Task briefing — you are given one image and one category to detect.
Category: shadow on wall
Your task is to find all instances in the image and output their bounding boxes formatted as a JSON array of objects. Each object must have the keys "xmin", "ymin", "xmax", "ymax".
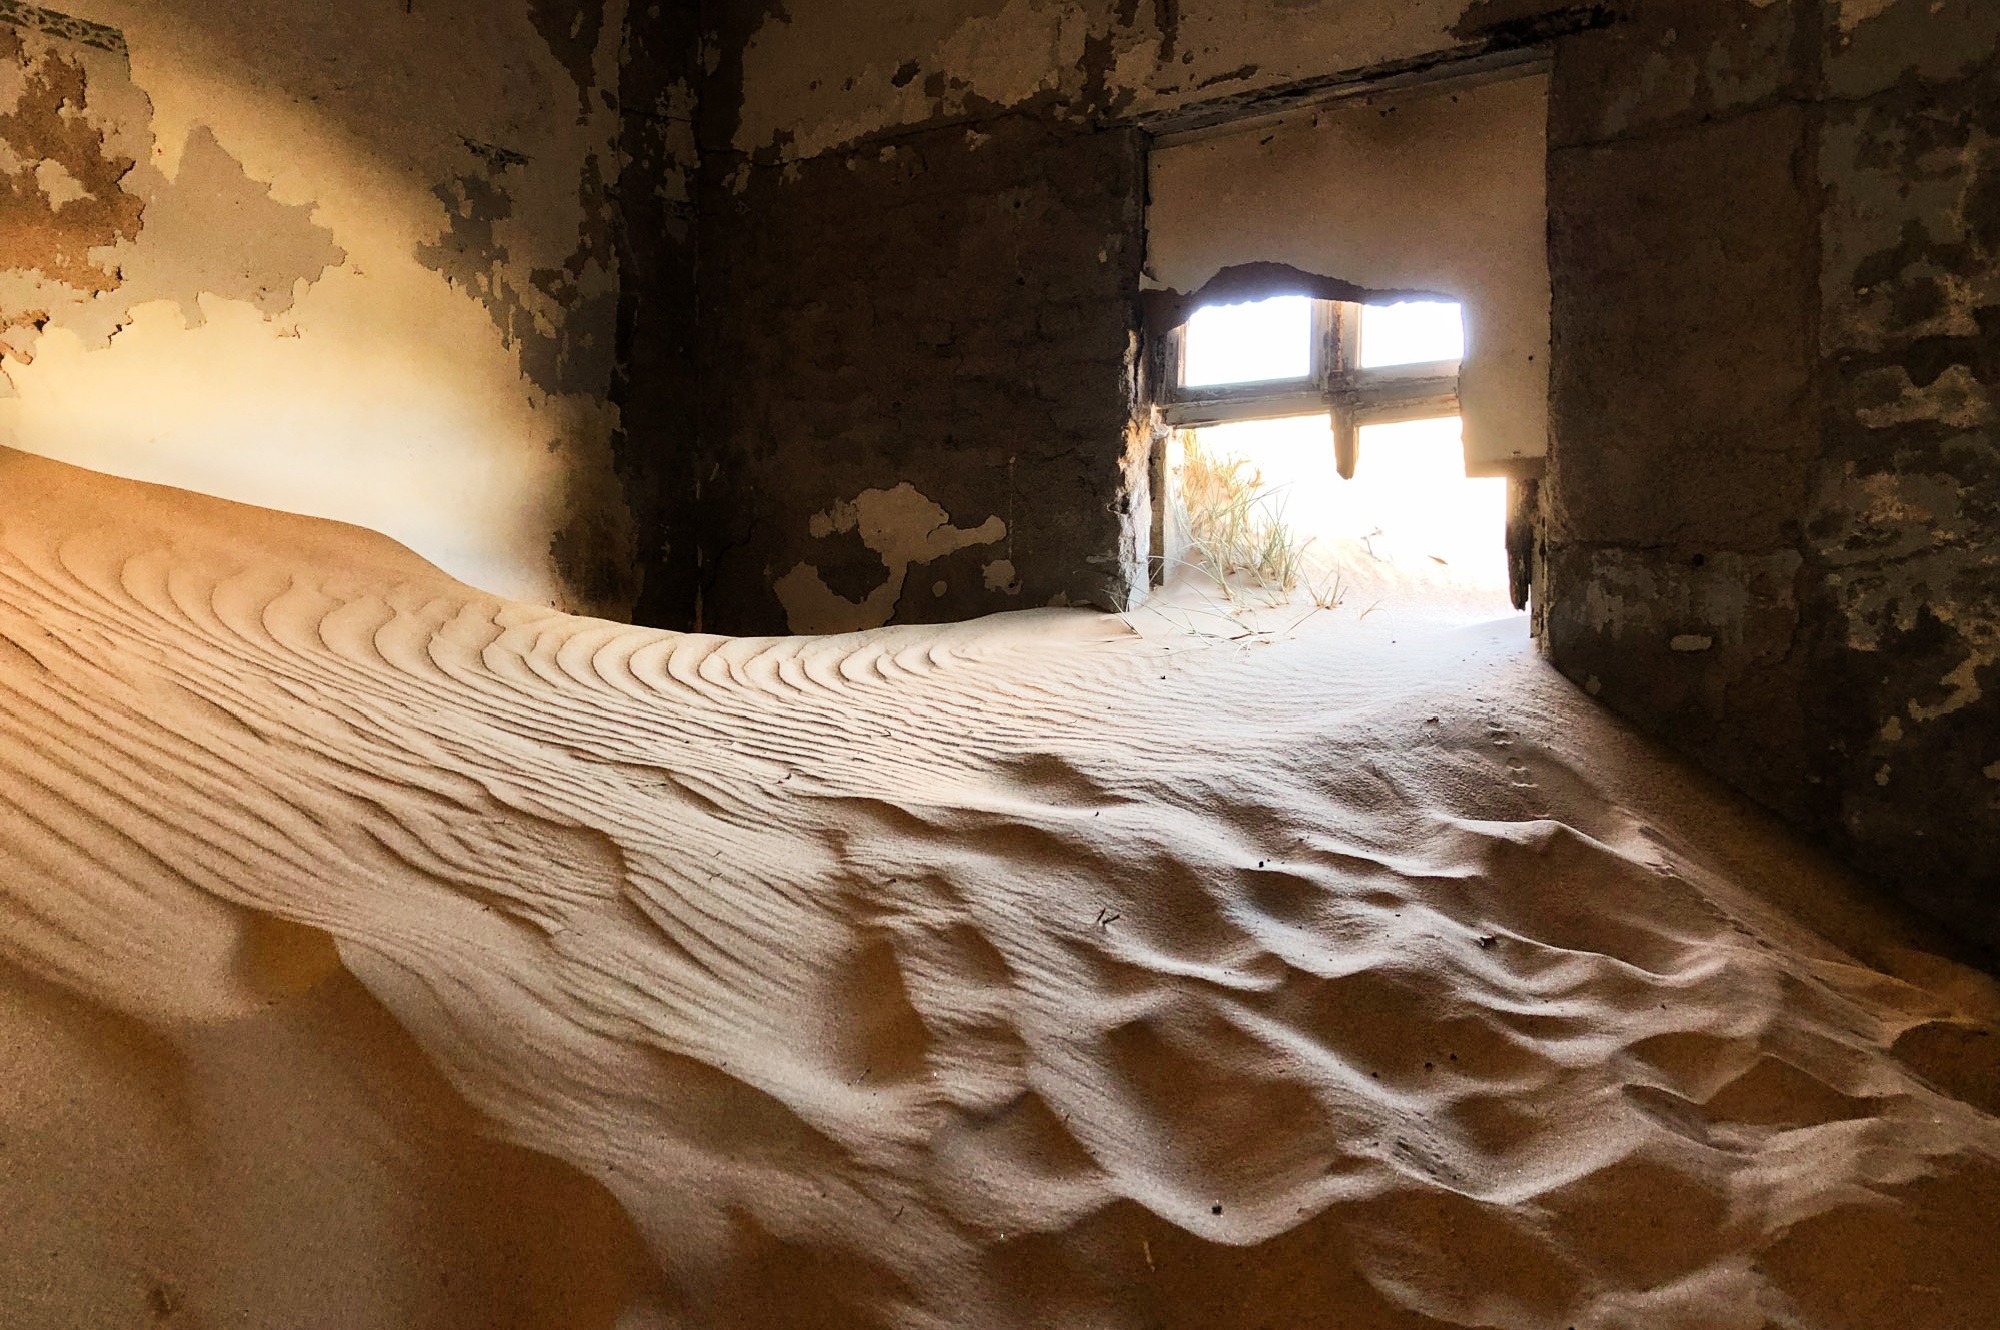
[{"xmin": 0, "ymin": 0, "xmax": 644, "ymax": 616}]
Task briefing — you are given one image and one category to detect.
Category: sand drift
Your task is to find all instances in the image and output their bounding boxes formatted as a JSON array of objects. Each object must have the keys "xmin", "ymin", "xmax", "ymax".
[{"xmin": 0, "ymin": 449, "xmax": 1996, "ymax": 1329}]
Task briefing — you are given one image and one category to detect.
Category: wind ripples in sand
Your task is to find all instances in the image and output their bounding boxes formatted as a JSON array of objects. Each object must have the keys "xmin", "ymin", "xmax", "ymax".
[{"xmin": 0, "ymin": 449, "xmax": 1996, "ymax": 1330}]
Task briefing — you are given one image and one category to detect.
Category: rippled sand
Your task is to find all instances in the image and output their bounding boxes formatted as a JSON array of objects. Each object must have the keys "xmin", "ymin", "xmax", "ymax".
[{"xmin": 2, "ymin": 447, "xmax": 1996, "ymax": 1329}]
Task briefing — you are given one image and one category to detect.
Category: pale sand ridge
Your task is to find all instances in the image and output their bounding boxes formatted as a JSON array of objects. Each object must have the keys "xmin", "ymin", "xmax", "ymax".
[{"xmin": 0, "ymin": 447, "xmax": 1996, "ymax": 1328}]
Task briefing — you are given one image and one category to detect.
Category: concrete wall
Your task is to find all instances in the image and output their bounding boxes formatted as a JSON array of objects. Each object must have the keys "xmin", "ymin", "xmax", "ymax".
[
  {"xmin": 1536, "ymin": 0, "xmax": 2000, "ymax": 950},
  {"xmin": 0, "ymin": 0, "xmax": 671, "ymax": 616}
]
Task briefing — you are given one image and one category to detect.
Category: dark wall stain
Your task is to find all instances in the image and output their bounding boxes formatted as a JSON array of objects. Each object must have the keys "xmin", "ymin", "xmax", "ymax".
[
  {"xmin": 548, "ymin": 431, "xmax": 640, "ymax": 615},
  {"xmin": 527, "ymin": 0, "xmax": 606, "ymax": 119},
  {"xmin": 1153, "ymin": 0, "xmax": 1180, "ymax": 64},
  {"xmin": 0, "ymin": 0, "xmax": 125, "ymax": 56},
  {"xmin": 0, "ymin": 25, "xmax": 144, "ymax": 305},
  {"xmin": 608, "ymin": 0, "xmax": 702, "ymax": 629}
]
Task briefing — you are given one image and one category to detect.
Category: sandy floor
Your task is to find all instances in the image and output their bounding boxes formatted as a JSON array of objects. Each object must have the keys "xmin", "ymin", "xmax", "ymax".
[{"xmin": 1, "ymin": 447, "xmax": 1996, "ymax": 1329}]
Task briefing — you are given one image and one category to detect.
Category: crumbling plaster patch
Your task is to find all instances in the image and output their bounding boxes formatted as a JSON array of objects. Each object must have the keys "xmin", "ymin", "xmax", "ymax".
[
  {"xmin": 17, "ymin": 124, "xmax": 346, "ymax": 350},
  {"xmin": 0, "ymin": 23, "xmax": 144, "ymax": 302},
  {"xmin": 774, "ymin": 484, "xmax": 1008, "ymax": 634},
  {"xmin": 1852, "ymin": 364, "xmax": 1994, "ymax": 431},
  {"xmin": 1835, "ymin": 0, "xmax": 1899, "ymax": 29}
]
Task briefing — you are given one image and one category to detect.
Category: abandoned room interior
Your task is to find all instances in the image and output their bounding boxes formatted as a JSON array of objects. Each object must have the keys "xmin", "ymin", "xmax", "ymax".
[{"xmin": 1, "ymin": 0, "xmax": 1996, "ymax": 1325}]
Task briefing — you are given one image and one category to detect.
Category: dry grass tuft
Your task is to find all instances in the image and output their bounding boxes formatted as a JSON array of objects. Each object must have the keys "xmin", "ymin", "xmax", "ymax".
[{"xmin": 1173, "ymin": 432, "xmax": 1310, "ymax": 604}]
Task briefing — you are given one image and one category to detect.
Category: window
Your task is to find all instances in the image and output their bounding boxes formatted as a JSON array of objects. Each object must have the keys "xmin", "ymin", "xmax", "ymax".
[{"xmin": 1156, "ymin": 297, "xmax": 1465, "ymax": 479}]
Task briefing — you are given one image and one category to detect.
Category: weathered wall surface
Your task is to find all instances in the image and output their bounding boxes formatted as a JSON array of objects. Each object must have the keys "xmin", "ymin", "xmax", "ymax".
[
  {"xmin": 723, "ymin": 0, "xmax": 1483, "ymax": 163},
  {"xmin": 1810, "ymin": 0, "xmax": 1999, "ymax": 943},
  {"xmin": 1536, "ymin": 0, "xmax": 2000, "ymax": 949},
  {"xmin": 697, "ymin": 113, "xmax": 1147, "ymax": 634},
  {"xmin": 685, "ymin": 0, "xmax": 1549, "ymax": 636},
  {"xmin": 0, "ymin": 0, "xmax": 658, "ymax": 615}
]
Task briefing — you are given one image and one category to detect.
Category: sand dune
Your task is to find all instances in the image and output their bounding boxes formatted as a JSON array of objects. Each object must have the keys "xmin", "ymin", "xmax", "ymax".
[{"xmin": 1, "ymin": 446, "xmax": 1996, "ymax": 1329}]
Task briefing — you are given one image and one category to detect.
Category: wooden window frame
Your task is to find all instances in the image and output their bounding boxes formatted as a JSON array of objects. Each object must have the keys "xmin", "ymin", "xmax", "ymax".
[{"xmin": 1154, "ymin": 298, "xmax": 1461, "ymax": 478}]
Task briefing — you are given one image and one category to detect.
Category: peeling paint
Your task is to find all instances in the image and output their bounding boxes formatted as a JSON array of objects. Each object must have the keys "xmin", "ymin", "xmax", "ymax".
[
  {"xmin": 0, "ymin": 26, "xmax": 343, "ymax": 350},
  {"xmin": 982, "ymin": 558, "xmax": 1021, "ymax": 594},
  {"xmin": 1835, "ymin": 0, "xmax": 1899, "ymax": 30},
  {"xmin": 0, "ymin": 23, "xmax": 142, "ymax": 300},
  {"xmin": 725, "ymin": 0, "xmax": 1467, "ymax": 163},
  {"xmin": 1853, "ymin": 363, "xmax": 1995, "ymax": 431},
  {"xmin": 417, "ymin": 143, "xmax": 618, "ymax": 399},
  {"xmin": 1905, "ymin": 651, "xmax": 1991, "ymax": 723},
  {"xmin": 62, "ymin": 127, "xmax": 342, "ymax": 347},
  {"xmin": 775, "ymin": 484, "xmax": 1007, "ymax": 634}
]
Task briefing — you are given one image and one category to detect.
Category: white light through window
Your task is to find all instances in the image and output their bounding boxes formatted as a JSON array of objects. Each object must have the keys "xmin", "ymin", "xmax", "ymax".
[
  {"xmin": 1182, "ymin": 295, "xmax": 1313, "ymax": 388},
  {"xmin": 1186, "ymin": 414, "xmax": 1508, "ymax": 595},
  {"xmin": 1361, "ymin": 301, "xmax": 1465, "ymax": 368}
]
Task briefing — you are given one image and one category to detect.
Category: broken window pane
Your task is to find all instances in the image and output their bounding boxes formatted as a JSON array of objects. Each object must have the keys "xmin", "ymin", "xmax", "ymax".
[
  {"xmin": 1361, "ymin": 301, "xmax": 1465, "ymax": 368},
  {"xmin": 1182, "ymin": 295, "xmax": 1313, "ymax": 388}
]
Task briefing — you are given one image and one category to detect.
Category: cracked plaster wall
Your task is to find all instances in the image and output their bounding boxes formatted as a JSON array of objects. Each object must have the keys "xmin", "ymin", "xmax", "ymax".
[
  {"xmin": 1534, "ymin": 0, "xmax": 2000, "ymax": 951},
  {"xmin": 0, "ymin": 0, "xmax": 656, "ymax": 616}
]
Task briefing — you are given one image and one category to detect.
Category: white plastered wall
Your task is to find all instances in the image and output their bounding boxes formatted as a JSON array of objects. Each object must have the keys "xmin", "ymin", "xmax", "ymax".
[
  {"xmin": 1144, "ymin": 72, "xmax": 1552, "ymax": 476},
  {"xmin": 0, "ymin": 1, "xmax": 632, "ymax": 609}
]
